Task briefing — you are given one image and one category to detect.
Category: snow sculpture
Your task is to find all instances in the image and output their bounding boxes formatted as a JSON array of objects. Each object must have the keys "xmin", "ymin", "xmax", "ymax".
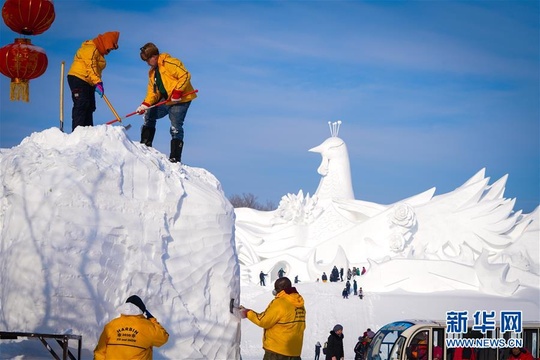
[
  {"xmin": 0, "ymin": 126, "xmax": 240, "ymax": 359},
  {"xmin": 235, "ymin": 122, "xmax": 539, "ymax": 296},
  {"xmin": 309, "ymin": 120, "xmax": 355, "ymax": 201}
]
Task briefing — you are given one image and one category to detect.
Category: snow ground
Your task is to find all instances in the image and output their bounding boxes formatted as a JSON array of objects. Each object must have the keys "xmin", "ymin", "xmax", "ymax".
[{"xmin": 239, "ymin": 280, "xmax": 539, "ymax": 360}]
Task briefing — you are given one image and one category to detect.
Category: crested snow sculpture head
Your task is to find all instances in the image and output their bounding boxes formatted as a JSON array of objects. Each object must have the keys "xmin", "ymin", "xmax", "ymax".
[{"xmin": 309, "ymin": 121, "xmax": 354, "ymax": 201}]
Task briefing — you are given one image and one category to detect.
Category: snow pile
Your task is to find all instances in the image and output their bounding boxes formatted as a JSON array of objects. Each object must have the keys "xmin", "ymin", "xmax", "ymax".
[{"xmin": 0, "ymin": 126, "xmax": 240, "ymax": 359}]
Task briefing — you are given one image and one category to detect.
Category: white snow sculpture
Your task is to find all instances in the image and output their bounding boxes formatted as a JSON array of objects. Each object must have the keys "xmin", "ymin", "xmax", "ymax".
[
  {"xmin": 309, "ymin": 121, "xmax": 355, "ymax": 201},
  {"xmin": 0, "ymin": 126, "xmax": 240, "ymax": 359},
  {"xmin": 235, "ymin": 122, "xmax": 539, "ymax": 295}
]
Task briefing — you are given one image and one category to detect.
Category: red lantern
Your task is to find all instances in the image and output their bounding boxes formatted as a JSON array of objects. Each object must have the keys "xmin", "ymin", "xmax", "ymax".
[
  {"xmin": 0, "ymin": 38, "xmax": 48, "ymax": 102},
  {"xmin": 2, "ymin": 0, "xmax": 55, "ymax": 36}
]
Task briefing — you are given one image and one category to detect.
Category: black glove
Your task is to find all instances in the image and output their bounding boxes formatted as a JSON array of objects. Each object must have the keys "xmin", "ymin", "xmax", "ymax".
[
  {"xmin": 126, "ymin": 295, "xmax": 146, "ymax": 313},
  {"xmin": 145, "ymin": 310, "xmax": 154, "ymax": 319}
]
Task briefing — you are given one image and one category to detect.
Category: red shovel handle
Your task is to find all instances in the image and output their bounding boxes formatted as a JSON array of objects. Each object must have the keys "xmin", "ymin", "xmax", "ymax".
[{"xmin": 105, "ymin": 89, "xmax": 198, "ymax": 125}]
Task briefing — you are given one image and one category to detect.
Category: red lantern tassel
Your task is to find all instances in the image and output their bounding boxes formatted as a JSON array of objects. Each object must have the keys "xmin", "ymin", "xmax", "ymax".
[{"xmin": 10, "ymin": 78, "xmax": 29, "ymax": 102}]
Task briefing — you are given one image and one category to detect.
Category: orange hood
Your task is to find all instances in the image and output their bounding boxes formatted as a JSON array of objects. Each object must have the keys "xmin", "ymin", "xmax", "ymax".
[{"xmin": 93, "ymin": 31, "xmax": 119, "ymax": 56}]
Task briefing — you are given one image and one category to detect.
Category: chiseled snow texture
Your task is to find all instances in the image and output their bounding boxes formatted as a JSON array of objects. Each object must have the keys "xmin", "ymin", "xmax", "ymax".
[
  {"xmin": 0, "ymin": 126, "xmax": 240, "ymax": 359},
  {"xmin": 235, "ymin": 125, "xmax": 539, "ymax": 296}
]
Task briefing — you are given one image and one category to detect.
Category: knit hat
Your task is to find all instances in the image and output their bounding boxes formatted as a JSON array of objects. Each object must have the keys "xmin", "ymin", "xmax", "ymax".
[
  {"xmin": 93, "ymin": 31, "xmax": 120, "ymax": 56},
  {"xmin": 333, "ymin": 324, "xmax": 343, "ymax": 332}
]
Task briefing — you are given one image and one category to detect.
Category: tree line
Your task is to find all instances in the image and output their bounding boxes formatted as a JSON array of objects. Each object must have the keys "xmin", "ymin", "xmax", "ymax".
[{"xmin": 228, "ymin": 193, "xmax": 276, "ymax": 211}]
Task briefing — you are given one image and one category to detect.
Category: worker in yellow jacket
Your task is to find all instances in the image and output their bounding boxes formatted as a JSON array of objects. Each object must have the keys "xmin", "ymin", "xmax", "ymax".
[
  {"xmin": 240, "ymin": 277, "xmax": 306, "ymax": 359},
  {"xmin": 136, "ymin": 42, "xmax": 197, "ymax": 163},
  {"xmin": 67, "ymin": 31, "xmax": 119, "ymax": 131},
  {"xmin": 94, "ymin": 295, "xmax": 169, "ymax": 360}
]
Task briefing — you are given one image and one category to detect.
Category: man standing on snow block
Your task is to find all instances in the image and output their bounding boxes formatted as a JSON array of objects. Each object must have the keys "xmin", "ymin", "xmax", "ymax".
[
  {"xmin": 94, "ymin": 295, "xmax": 169, "ymax": 360},
  {"xmin": 68, "ymin": 31, "xmax": 120, "ymax": 131},
  {"xmin": 136, "ymin": 42, "xmax": 197, "ymax": 163},
  {"xmin": 260, "ymin": 270, "xmax": 268, "ymax": 286},
  {"xmin": 239, "ymin": 277, "xmax": 306, "ymax": 360}
]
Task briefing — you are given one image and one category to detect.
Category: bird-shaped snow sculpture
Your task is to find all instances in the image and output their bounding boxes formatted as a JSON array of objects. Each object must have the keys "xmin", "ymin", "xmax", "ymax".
[{"xmin": 234, "ymin": 122, "xmax": 539, "ymax": 295}]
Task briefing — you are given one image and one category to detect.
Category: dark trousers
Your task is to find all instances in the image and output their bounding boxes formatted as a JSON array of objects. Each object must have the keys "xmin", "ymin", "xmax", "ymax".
[
  {"xmin": 263, "ymin": 350, "xmax": 301, "ymax": 360},
  {"xmin": 68, "ymin": 75, "xmax": 96, "ymax": 131}
]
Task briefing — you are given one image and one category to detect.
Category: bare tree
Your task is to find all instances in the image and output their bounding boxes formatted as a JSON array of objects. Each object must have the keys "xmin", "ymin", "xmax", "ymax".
[{"xmin": 228, "ymin": 193, "xmax": 276, "ymax": 210}]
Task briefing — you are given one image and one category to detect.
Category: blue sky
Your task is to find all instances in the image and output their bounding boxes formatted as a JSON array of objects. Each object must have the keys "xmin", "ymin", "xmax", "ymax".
[{"xmin": 1, "ymin": 0, "xmax": 538, "ymax": 212}]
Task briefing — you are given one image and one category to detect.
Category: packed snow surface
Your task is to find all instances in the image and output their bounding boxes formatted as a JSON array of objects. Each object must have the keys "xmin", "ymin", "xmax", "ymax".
[{"xmin": 0, "ymin": 126, "xmax": 239, "ymax": 359}]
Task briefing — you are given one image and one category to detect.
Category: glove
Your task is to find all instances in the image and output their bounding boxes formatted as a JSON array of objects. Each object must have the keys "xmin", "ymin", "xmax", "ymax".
[
  {"xmin": 239, "ymin": 305, "xmax": 250, "ymax": 319},
  {"xmin": 95, "ymin": 82, "xmax": 104, "ymax": 98},
  {"xmin": 126, "ymin": 295, "xmax": 146, "ymax": 312},
  {"xmin": 144, "ymin": 310, "xmax": 154, "ymax": 319},
  {"xmin": 170, "ymin": 90, "xmax": 183, "ymax": 102},
  {"xmin": 136, "ymin": 102, "xmax": 150, "ymax": 114}
]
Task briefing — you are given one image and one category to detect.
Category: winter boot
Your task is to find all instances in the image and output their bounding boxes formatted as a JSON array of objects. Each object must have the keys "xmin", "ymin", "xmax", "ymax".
[
  {"xmin": 169, "ymin": 139, "xmax": 184, "ymax": 163},
  {"xmin": 140, "ymin": 126, "xmax": 156, "ymax": 147}
]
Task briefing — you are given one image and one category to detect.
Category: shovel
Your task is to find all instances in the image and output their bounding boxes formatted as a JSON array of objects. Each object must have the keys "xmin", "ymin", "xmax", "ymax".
[
  {"xmin": 102, "ymin": 94, "xmax": 132, "ymax": 130},
  {"xmin": 105, "ymin": 89, "xmax": 199, "ymax": 126}
]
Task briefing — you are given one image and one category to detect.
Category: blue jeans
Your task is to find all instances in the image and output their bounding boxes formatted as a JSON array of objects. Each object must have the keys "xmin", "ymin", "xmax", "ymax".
[{"xmin": 143, "ymin": 101, "xmax": 191, "ymax": 141}]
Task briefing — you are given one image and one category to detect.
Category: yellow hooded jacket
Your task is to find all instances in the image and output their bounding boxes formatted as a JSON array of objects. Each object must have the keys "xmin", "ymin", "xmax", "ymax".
[
  {"xmin": 246, "ymin": 288, "xmax": 306, "ymax": 357},
  {"xmin": 68, "ymin": 31, "xmax": 120, "ymax": 86},
  {"xmin": 142, "ymin": 53, "xmax": 197, "ymax": 106},
  {"xmin": 93, "ymin": 314, "xmax": 169, "ymax": 360}
]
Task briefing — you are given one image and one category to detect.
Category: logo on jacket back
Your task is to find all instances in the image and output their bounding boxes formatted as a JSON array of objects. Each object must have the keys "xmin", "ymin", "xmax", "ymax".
[{"xmin": 116, "ymin": 327, "xmax": 139, "ymax": 343}]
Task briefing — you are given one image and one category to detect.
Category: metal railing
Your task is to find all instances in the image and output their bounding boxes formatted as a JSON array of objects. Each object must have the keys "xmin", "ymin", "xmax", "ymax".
[{"xmin": 0, "ymin": 331, "xmax": 82, "ymax": 360}]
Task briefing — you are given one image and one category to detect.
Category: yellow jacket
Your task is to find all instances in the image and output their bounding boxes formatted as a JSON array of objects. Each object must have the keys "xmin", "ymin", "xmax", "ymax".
[
  {"xmin": 68, "ymin": 32, "xmax": 119, "ymax": 86},
  {"xmin": 143, "ymin": 53, "xmax": 197, "ymax": 106},
  {"xmin": 246, "ymin": 288, "xmax": 306, "ymax": 356},
  {"xmin": 93, "ymin": 314, "xmax": 169, "ymax": 360}
]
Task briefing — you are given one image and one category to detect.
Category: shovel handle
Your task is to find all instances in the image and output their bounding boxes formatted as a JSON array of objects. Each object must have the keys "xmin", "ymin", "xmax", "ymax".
[
  {"xmin": 105, "ymin": 89, "xmax": 198, "ymax": 125},
  {"xmin": 103, "ymin": 94, "xmax": 122, "ymax": 122}
]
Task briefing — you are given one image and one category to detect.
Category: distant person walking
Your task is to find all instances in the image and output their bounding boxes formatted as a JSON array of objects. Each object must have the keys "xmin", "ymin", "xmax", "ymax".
[
  {"xmin": 331, "ymin": 266, "xmax": 339, "ymax": 282},
  {"xmin": 68, "ymin": 31, "xmax": 120, "ymax": 131},
  {"xmin": 278, "ymin": 267, "xmax": 286, "ymax": 278},
  {"xmin": 325, "ymin": 324, "xmax": 345, "ymax": 360},
  {"xmin": 239, "ymin": 277, "xmax": 306, "ymax": 359},
  {"xmin": 136, "ymin": 42, "xmax": 197, "ymax": 163},
  {"xmin": 94, "ymin": 295, "xmax": 169, "ymax": 360},
  {"xmin": 315, "ymin": 341, "xmax": 322, "ymax": 360},
  {"xmin": 259, "ymin": 271, "xmax": 268, "ymax": 286}
]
